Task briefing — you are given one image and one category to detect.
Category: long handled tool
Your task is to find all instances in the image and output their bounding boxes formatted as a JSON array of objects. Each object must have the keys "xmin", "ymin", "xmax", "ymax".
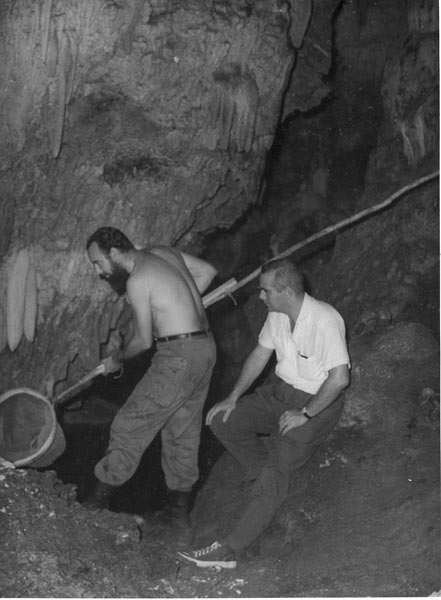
[
  {"xmin": 53, "ymin": 363, "xmax": 106, "ymax": 406},
  {"xmin": 202, "ymin": 171, "xmax": 439, "ymax": 308}
]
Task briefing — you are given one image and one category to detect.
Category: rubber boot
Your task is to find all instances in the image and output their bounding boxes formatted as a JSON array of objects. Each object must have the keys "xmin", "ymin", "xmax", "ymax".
[
  {"xmin": 82, "ymin": 480, "xmax": 117, "ymax": 511},
  {"xmin": 157, "ymin": 490, "xmax": 192, "ymax": 530}
]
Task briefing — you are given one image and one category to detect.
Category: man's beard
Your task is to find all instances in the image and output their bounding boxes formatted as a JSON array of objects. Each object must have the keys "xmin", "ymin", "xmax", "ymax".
[{"xmin": 100, "ymin": 263, "xmax": 130, "ymax": 296}]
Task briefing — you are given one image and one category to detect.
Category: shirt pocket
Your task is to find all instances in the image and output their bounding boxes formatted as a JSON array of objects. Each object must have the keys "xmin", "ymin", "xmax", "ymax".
[{"xmin": 297, "ymin": 352, "xmax": 323, "ymax": 381}]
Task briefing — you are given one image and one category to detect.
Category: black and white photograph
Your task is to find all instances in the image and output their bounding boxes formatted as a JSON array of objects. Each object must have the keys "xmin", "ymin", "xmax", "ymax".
[{"xmin": 0, "ymin": 0, "xmax": 439, "ymax": 597}]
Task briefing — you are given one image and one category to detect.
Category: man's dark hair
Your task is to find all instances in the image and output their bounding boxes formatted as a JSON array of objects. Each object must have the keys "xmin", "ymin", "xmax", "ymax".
[
  {"xmin": 86, "ymin": 227, "xmax": 134, "ymax": 254},
  {"xmin": 261, "ymin": 257, "xmax": 304, "ymax": 294}
]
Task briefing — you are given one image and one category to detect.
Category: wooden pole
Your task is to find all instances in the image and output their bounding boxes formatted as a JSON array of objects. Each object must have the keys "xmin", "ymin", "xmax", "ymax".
[{"xmin": 202, "ymin": 170, "xmax": 439, "ymax": 308}]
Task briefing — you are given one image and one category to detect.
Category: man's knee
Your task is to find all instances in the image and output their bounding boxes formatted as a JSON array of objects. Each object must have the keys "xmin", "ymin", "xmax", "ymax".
[{"xmin": 276, "ymin": 426, "xmax": 329, "ymax": 473}]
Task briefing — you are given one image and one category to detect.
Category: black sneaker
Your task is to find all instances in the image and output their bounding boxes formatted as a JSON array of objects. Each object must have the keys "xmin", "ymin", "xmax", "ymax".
[{"xmin": 177, "ymin": 541, "xmax": 237, "ymax": 569}]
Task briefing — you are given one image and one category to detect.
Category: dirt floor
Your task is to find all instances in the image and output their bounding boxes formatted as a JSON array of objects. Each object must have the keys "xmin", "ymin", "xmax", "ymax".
[{"xmin": 0, "ymin": 322, "xmax": 440, "ymax": 598}]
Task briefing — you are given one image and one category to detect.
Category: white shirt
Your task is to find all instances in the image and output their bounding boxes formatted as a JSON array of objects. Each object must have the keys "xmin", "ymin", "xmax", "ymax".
[{"xmin": 258, "ymin": 293, "xmax": 350, "ymax": 394}]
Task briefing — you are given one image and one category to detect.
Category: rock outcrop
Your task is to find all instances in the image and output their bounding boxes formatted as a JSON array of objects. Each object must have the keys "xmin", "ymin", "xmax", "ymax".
[{"xmin": 0, "ymin": 0, "xmax": 299, "ymax": 392}]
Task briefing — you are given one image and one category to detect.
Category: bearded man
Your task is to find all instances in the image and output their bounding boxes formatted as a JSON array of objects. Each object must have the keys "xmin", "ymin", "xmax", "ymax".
[{"xmin": 83, "ymin": 227, "xmax": 217, "ymax": 529}]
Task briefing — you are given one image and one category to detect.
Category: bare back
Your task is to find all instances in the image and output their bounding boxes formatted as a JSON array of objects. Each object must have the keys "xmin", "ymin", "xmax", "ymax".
[{"xmin": 130, "ymin": 246, "xmax": 209, "ymax": 338}]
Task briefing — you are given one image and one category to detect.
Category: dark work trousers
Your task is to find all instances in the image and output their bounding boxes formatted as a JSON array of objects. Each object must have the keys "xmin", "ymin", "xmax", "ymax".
[
  {"xmin": 210, "ymin": 377, "xmax": 344, "ymax": 551},
  {"xmin": 95, "ymin": 334, "xmax": 216, "ymax": 491}
]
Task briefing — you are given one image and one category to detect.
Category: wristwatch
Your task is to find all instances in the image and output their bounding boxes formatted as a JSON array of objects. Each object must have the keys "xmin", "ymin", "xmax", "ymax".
[{"xmin": 301, "ymin": 407, "xmax": 313, "ymax": 419}]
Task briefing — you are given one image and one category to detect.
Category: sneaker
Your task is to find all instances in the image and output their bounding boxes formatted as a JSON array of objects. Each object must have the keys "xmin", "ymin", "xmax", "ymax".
[{"xmin": 177, "ymin": 541, "xmax": 237, "ymax": 569}]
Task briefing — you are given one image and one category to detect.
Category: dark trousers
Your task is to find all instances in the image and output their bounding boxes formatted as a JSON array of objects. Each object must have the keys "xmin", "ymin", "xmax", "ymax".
[
  {"xmin": 210, "ymin": 378, "xmax": 343, "ymax": 551},
  {"xmin": 96, "ymin": 335, "xmax": 216, "ymax": 491}
]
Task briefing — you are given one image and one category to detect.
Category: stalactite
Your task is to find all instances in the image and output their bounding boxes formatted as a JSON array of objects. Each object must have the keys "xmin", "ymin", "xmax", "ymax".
[
  {"xmin": 414, "ymin": 105, "xmax": 426, "ymax": 159},
  {"xmin": 51, "ymin": 37, "xmax": 68, "ymax": 159},
  {"xmin": 23, "ymin": 262, "xmax": 38, "ymax": 343},
  {"xmin": 6, "ymin": 249, "xmax": 30, "ymax": 352},
  {"xmin": 398, "ymin": 121, "xmax": 415, "ymax": 165},
  {"xmin": 397, "ymin": 104, "xmax": 428, "ymax": 167},
  {"xmin": 30, "ymin": 2, "xmax": 40, "ymax": 62},
  {"xmin": 65, "ymin": 31, "xmax": 79, "ymax": 105},
  {"xmin": 119, "ymin": 0, "xmax": 148, "ymax": 55},
  {"xmin": 209, "ymin": 64, "xmax": 260, "ymax": 153},
  {"xmin": 288, "ymin": 0, "xmax": 312, "ymax": 48},
  {"xmin": 0, "ymin": 286, "xmax": 7, "ymax": 354},
  {"xmin": 45, "ymin": 24, "xmax": 59, "ymax": 78},
  {"xmin": 44, "ymin": 17, "xmax": 71, "ymax": 159},
  {"xmin": 41, "ymin": 0, "xmax": 53, "ymax": 64}
]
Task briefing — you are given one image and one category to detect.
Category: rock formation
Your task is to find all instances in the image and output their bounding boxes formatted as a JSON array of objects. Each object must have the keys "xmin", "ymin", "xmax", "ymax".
[
  {"xmin": 0, "ymin": 1, "xmax": 439, "ymax": 596},
  {"xmin": 0, "ymin": 0, "xmax": 302, "ymax": 393}
]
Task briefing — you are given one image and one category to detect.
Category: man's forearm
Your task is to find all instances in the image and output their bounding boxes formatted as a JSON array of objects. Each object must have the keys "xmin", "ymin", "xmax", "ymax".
[
  {"xmin": 195, "ymin": 264, "xmax": 217, "ymax": 294},
  {"xmin": 230, "ymin": 345, "xmax": 272, "ymax": 400},
  {"xmin": 303, "ymin": 365, "xmax": 350, "ymax": 417},
  {"xmin": 180, "ymin": 251, "xmax": 218, "ymax": 294}
]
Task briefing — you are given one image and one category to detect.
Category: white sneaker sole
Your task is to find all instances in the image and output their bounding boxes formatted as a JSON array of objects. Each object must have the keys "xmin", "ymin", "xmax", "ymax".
[{"xmin": 177, "ymin": 551, "xmax": 237, "ymax": 569}]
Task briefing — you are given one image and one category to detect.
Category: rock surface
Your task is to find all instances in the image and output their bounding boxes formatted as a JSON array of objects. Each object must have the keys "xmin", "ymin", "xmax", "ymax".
[{"xmin": 0, "ymin": 0, "xmax": 296, "ymax": 391}]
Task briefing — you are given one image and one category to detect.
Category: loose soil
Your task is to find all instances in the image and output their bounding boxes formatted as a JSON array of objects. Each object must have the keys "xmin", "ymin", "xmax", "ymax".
[{"xmin": 1, "ymin": 323, "xmax": 439, "ymax": 597}]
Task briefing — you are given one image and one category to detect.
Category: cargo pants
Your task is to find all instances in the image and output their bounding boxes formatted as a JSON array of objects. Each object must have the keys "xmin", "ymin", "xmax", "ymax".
[
  {"xmin": 95, "ymin": 334, "xmax": 216, "ymax": 491},
  {"xmin": 210, "ymin": 377, "xmax": 343, "ymax": 551}
]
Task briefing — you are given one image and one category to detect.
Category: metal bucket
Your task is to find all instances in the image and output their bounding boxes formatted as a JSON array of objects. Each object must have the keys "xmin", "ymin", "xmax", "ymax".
[
  {"xmin": 0, "ymin": 388, "xmax": 65, "ymax": 467},
  {"xmin": 0, "ymin": 364, "xmax": 105, "ymax": 468}
]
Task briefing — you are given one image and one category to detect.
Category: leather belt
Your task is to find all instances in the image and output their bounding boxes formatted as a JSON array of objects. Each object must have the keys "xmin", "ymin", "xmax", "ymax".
[{"xmin": 155, "ymin": 329, "xmax": 211, "ymax": 343}]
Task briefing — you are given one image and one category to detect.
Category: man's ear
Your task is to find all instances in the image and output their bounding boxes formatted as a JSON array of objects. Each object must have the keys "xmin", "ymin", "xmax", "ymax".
[{"xmin": 109, "ymin": 247, "xmax": 119, "ymax": 260}]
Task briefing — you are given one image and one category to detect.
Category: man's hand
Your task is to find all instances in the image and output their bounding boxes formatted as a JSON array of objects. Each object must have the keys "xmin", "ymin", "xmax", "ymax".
[
  {"xmin": 206, "ymin": 396, "xmax": 238, "ymax": 425},
  {"xmin": 279, "ymin": 409, "xmax": 309, "ymax": 435},
  {"xmin": 100, "ymin": 354, "xmax": 123, "ymax": 375}
]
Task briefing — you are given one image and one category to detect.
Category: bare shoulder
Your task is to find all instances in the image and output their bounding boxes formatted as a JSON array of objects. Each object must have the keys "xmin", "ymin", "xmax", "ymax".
[
  {"xmin": 149, "ymin": 245, "xmax": 184, "ymax": 264},
  {"xmin": 128, "ymin": 251, "xmax": 159, "ymax": 287},
  {"xmin": 130, "ymin": 248, "xmax": 183, "ymax": 284}
]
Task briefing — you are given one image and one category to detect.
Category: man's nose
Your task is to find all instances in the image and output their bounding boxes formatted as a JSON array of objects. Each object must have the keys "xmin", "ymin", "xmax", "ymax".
[{"xmin": 258, "ymin": 290, "xmax": 265, "ymax": 301}]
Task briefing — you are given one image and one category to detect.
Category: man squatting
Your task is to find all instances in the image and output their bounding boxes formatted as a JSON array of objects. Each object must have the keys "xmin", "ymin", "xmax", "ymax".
[
  {"xmin": 83, "ymin": 227, "xmax": 217, "ymax": 527},
  {"xmin": 178, "ymin": 257, "xmax": 350, "ymax": 568}
]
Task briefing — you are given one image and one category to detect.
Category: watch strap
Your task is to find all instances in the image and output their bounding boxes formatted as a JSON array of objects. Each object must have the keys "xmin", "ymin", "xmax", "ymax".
[{"xmin": 302, "ymin": 407, "xmax": 313, "ymax": 419}]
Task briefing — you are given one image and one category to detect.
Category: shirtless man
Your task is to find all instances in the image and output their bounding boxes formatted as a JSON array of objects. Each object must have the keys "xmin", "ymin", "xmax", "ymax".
[{"xmin": 83, "ymin": 227, "xmax": 217, "ymax": 524}]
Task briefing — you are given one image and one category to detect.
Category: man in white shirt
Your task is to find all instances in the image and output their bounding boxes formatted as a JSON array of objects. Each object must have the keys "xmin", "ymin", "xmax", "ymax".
[{"xmin": 178, "ymin": 257, "xmax": 350, "ymax": 568}]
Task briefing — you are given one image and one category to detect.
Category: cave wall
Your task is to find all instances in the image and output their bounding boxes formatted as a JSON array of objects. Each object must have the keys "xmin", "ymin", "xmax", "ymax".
[
  {"xmin": 264, "ymin": 0, "xmax": 411, "ymax": 257},
  {"xmin": 319, "ymin": 0, "xmax": 439, "ymax": 336},
  {"xmin": 204, "ymin": 0, "xmax": 438, "ymax": 414},
  {"xmin": 248, "ymin": 0, "xmax": 438, "ymax": 340},
  {"xmin": 0, "ymin": 0, "xmax": 436, "ymax": 401},
  {"xmin": 0, "ymin": 0, "xmax": 297, "ymax": 392}
]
